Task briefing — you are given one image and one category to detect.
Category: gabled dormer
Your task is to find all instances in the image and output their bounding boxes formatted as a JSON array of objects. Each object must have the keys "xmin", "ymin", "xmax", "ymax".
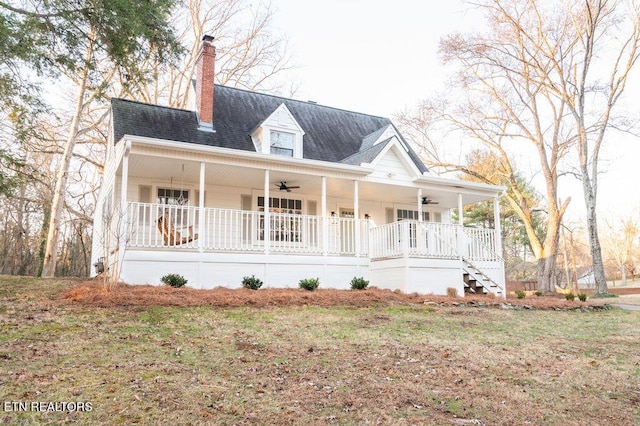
[
  {"xmin": 251, "ymin": 103, "xmax": 305, "ymax": 158},
  {"xmin": 340, "ymin": 124, "xmax": 428, "ymax": 180},
  {"xmin": 360, "ymin": 124, "xmax": 409, "ymax": 152}
]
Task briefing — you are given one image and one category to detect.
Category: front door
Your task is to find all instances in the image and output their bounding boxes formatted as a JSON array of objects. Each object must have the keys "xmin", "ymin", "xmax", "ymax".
[{"xmin": 339, "ymin": 208, "xmax": 355, "ymax": 254}]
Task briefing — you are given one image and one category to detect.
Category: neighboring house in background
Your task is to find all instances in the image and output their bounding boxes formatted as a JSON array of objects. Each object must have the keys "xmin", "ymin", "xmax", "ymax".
[
  {"xmin": 577, "ymin": 270, "xmax": 596, "ymax": 288},
  {"xmin": 91, "ymin": 35, "xmax": 506, "ymax": 297}
]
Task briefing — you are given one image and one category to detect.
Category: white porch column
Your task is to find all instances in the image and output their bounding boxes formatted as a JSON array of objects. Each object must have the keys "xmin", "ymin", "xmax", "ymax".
[
  {"xmin": 354, "ymin": 180, "xmax": 360, "ymax": 257},
  {"xmin": 457, "ymin": 192, "xmax": 467, "ymax": 258},
  {"xmin": 198, "ymin": 162, "xmax": 205, "ymax": 252},
  {"xmin": 321, "ymin": 176, "xmax": 327, "ymax": 256},
  {"xmin": 118, "ymin": 141, "xmax": 131, "ymax": 272},
  {"xmin": 417, "ymin": 188, "xmax": 425, "ymax": 254},
  {"xmin": 493, "ymin": 194, "xmax": 502, "ymax": 255},
  {"xmin": 263, "ymin": 169, "xmax": 270, "ymax": 255}
]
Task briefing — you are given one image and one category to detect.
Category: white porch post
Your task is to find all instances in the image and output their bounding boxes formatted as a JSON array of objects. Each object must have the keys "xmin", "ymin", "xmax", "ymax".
[
  {"xmin": 321, "ymin": 176, "xmax": 327, "ymax": 256},
  {"xmin": 118, "ymin": 141, "xmax": 131, "ymax": 275},
  {"xmin": 354, "ymin": 180, "xmax": 360, "ymax": 257},
  {"xmin": 457, "ymin": 193, "xmax": 467, "ymax": 258},
  {"xmin": 417, "ymin": 188, "xmax": 426, "ymax": 254},
  {"xmin": 198, "ymin": 162, "xmax": 205, "ymax": 252},
  {"xmin": 493, "ymin": 194, "xmax": 502, "ymax": 255},
  {"xmin": 264, "ymin": 169, "xmax": 270, "ymax": 255}
]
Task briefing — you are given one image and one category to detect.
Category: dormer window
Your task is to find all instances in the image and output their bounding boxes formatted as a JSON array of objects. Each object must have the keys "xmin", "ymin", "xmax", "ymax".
[
  {"xmin": 250, "ymin": 103, "xmax": 305, "ymax": 159},
  {"xmin": 270, "ymin": 131, "xmax": 295, "ymax": 157}
]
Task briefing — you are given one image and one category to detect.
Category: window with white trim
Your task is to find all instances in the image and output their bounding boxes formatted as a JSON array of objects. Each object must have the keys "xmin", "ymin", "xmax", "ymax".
[
  {"xmin": 396, "ymin": 209, "xmax": 429, "ymax": 221},
  {"xmin": 270, "ymin": 131, "xmax": 295, "ymax": 157},
  {"xmin": 257, "ymin": 196, "xmax": 302, "ymax": 242},
  {"xmin": 257, "ymin": 196, "xmax": 302, "ymax": 214},
  {"xmin": 157, "ymin": 188, "xmax": 190, "ymax": 205}
]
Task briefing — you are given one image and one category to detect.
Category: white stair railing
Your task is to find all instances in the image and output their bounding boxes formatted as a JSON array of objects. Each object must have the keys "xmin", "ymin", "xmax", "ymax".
[{"xmin": 460, "ymin": 227, "xmax": 505, "ymax": 298}]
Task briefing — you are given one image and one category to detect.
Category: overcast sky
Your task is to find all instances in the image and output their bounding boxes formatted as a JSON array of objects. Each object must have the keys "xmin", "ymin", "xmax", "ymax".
[{"xmin": 270, "ymin": 0, "xmax": 639, "ymax": 223}]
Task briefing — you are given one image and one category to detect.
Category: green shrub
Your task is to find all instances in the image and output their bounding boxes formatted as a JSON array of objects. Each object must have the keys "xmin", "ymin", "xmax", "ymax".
[
  {"xmin": 161, "ymin": 273, "xmax": 187, "ymax": 288},
  {"xmin": 350, "ymin": 276, "xmax": 369, "ymax": 290},
  {"xmin": 516, "ymin": 290, "xmax": 526, "ymax": 299},
  {"xmin": 565, "ymin": 292, "xmax": 576, "ymax": 301},
  {"xmin": 578, "ymin": 293, "xmax": 587, "ymax": 302},
  {"xmin": 242, "ymin": 275, "xmax": 263, "ymax": 290},
  {"xmin": 534, "ymin": 291, "xmax": 543, "ymax": 297},
  {"xmin": 299, "ymin": 277, "xmax": 320, "ymax": 291}
]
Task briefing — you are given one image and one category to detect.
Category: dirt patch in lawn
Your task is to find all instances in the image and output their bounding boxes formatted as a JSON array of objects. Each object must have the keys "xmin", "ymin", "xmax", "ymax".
[{"xmin": 62, "ymin": 281, "xmax": 608, "ymax": 310}]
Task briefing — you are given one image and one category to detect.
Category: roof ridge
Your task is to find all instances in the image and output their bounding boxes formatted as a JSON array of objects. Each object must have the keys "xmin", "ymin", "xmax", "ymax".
[
  {"xmin": 113, "ymin": 87, "xmax": 391, "ymax": 121},
  {"xmin": 214, "ymin": 84, "xmax": 390, "ymax": 120}
]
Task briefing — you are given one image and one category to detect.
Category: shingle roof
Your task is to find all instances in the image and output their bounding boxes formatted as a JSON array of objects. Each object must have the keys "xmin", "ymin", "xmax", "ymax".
[
  {"xmin": 340, "ymin": 138, "xmax": 392, "ymax": 166},
  {"xmin": 111, "ymin": 85, "xmax": 427, "ymax": 173},
  {"xmin": 359, "ymin": 125, "xmax": 391, "ymax": 151}
]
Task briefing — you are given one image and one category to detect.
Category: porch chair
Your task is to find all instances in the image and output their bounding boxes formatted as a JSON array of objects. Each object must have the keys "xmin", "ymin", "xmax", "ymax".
[{"xmin": 157, "ymin": 212, "xmax": 199, "ymax": 246}]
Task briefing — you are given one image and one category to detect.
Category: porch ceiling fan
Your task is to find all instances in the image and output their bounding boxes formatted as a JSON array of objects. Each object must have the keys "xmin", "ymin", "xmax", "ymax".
[
  {"xmin": 422, "ymin": 196, "xmax": 439, "ymax": 205},
  {"xmin": 277, "ymin": 181, "xmax": 300, "ymax": 192}
]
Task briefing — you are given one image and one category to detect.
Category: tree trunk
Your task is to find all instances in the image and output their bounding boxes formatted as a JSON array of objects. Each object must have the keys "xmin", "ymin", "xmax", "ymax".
[
  {"xmin": 41, "ymin": 40, "xmax": 93, "ymax": 278},
  {"xmin": 536, "ymin": 256, "xmax": 558, "ymax": 294},
  {"xmin": 582, "ymin": 171, "xmax": 608, "ymax": 295},
  {"xmin": 12, "ymin": 186, "xmax": 26, "ymax": 275}
]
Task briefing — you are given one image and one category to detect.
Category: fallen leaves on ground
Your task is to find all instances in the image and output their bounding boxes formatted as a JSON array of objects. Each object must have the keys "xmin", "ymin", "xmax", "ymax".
[{"xmin": 62, "ymin": 281, "xmax": 611, "ymax": 310}]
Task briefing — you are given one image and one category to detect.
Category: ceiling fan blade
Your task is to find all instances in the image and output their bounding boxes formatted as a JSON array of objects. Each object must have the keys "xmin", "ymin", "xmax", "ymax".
[
  {"xmin": 422, "ymin": 197, "xmax": 439, "ymax": 205},
  {"xmin": 277, "ymin": 181, "xmax": 300, "ymax": 192}
]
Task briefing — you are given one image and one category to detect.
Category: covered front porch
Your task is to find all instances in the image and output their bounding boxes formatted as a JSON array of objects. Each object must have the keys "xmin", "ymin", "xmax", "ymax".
[
  {"xmin": 119, "ymin": 202, "xmax": 504, "ymax": 296},
  {"xmin": 95, "ymin": 136, "xmax": 505, "ymax": 296}
]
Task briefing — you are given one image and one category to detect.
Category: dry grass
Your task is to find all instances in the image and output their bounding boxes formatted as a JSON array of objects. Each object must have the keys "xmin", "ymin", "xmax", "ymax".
[{"xmin": 1, "ymin": 276, "xmax": 639, "ymax": 425}]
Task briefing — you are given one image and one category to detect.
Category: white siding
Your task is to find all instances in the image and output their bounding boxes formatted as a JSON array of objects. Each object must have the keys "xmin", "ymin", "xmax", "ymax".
[{"xmin": 368, "ymin": 148, "xmax": 414, "ymax": 183}]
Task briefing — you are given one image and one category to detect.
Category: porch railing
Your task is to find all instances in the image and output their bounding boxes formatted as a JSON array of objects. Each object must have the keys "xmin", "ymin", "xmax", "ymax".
[
  {"xmin": 125, "ymin": 202, "xmax": 369, "ymax": 256},
  {"xmin": 369, "ymin": 221, "xmax": 460, "ymax": 260},
  {"xmin": 368, "ymin": 221, "xmax": 501, "ymax": 263},
  {"xmin": 127, "ymin": 202, "xmax": 200, "ymax": 249}
]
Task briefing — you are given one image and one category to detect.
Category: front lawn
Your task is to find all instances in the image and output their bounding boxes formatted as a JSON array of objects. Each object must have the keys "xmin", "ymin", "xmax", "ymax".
[{"xmin": 1, "ymin": 276, "xmax": 638, "ymax": 425}]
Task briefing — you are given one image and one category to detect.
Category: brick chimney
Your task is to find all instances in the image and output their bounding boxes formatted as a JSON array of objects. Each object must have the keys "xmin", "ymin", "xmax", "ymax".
[{"xmin": 195, "ymin": 35, "xmax": 216, "ymax": 131}]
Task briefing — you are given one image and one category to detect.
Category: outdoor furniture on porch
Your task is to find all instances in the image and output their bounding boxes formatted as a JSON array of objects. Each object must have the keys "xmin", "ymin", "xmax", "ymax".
[{"xmin": 157, "ymin": 212, "xmax": 198, "ymax": 246}]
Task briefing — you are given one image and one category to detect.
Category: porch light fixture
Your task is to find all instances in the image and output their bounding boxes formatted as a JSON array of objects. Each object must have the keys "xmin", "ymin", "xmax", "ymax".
[{"xmin": 364, "ymin": 213, "xmax": 370, "ymax": 219}]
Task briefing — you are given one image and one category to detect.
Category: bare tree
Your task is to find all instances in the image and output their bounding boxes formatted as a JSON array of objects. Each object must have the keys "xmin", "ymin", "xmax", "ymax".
[
  {"xmin": 124, "ymin": 0, "xmax": 295, "ymax": 108},
  {"xmin": 399, "ymin": 4, "xmax": 572, "ymax": 292},
  {"xmin": 602, "ymin": 216, "xmax": 639, "ymax": 285},
  {"xmin": 4, "ymin": 0, "xmax": 293, "ymax": 278},
  {"xmin": 399, "ymin": 0, "xmax": 639, "ymax": 293},
  {"xmin": 539, "ymin": 0, "xmax": 640, "ymax": 295}
]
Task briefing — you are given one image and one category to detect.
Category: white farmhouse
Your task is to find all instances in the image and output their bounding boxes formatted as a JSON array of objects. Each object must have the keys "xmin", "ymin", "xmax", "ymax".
[{"xmin": 91, "ymin": 36, "xmax": 506, "ymax": 297}]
